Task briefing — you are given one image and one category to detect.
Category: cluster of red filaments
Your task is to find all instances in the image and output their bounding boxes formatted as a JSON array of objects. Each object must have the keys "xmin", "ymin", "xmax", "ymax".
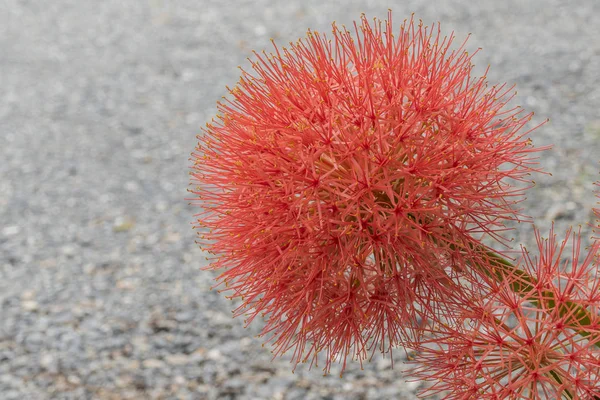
[
  {"xmin": 411, "ymin": 227, "xmax": 600, "ymax": 398},
  {"xmin": 190, "ymin": 12, "xmax": 544, "ymax": 372}
]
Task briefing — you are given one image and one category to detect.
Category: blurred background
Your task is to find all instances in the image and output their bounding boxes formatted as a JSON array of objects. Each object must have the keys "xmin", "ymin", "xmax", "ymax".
[{"xmin": 1, "ymin": 0, "xmax": 600, "ymax": 399}]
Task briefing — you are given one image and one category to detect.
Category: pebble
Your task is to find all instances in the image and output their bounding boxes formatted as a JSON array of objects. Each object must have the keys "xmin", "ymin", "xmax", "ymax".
[
  {"xmin": 206, "ymin": 349, "xmax": 222, "ymax": 361},
  {"xmin": 165, "ymin": 354, "xmax": 190, "ymax": 366},
  {"xmin": 2, "ymin": 226, "xmax": 20, "ymax": 236},
  {"xmin": 21, "ymin": 301, "xmax": 39, "ymax": 311},
  {"xmin": 61, "ymin": 245, "xmax": 77, "ymax": 257},
  {"xmin": 113, "ymin": 217, "xmax": 136, "ymax": 232},
  {"xmin": 142, "ymin": 359, "xmax": 165, "ymax": 369}
]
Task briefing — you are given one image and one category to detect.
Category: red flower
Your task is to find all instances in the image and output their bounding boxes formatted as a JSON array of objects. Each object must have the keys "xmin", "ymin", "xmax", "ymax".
[
  {"xmin": 410, "ymin": 227, "xmax": 600, "ymax": 399},
  {"xmin": 190, "ymin": 12, "xmax": 544, "ymax": 372},
  {"xmin": 594, "ymin": 180, "xmax": 600, "ymax": 238}
]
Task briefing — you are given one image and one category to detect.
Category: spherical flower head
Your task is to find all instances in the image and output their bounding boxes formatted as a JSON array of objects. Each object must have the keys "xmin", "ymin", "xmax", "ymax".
[
  {"xmin": 411, "ymin": 303, "xmax": 600, "ymax": 399},
  {"xmin": 190, "ymin": 12, "xmax": 545, "ymax": 372},
  {"xmin": 409, "ymin": 227, "xmax": 600, "ymax": 399}
]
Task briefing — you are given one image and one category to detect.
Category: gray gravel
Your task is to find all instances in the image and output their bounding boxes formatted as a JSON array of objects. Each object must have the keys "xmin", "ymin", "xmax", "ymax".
[{"xmin": 2, "ymin": 1, "xmax": 600, "ymax": 399}]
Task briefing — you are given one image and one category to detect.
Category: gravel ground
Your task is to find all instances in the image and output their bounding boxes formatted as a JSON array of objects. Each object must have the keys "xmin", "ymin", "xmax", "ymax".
[{"xmin": 2, "ymin": 1, "xmax": 600, "ymax": 399}]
